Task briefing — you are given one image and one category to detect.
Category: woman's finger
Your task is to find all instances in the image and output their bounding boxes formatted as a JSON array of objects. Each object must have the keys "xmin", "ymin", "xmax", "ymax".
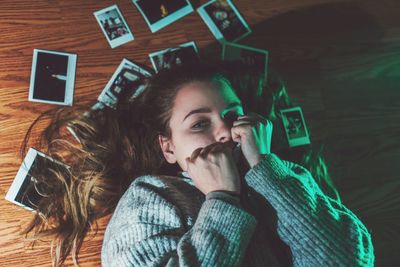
[
  {"xmin": 189, "ymin": 147, "xmax": 203, "ymax": 162},
  {"xmin": 232, "ymin": 120, "xmax": 255, "ymax": 127},
  {"xmin": 208, "ymin": 142, "xmax": 226, "ymax": 155},
  {"xmin": 199, "ymin": 142, "xmax": 225, "ymax": 158},
  {"xmin": 237, "ymin": 114, "xmax": 266, "ymax": 125},
  {"xmin": 234, "ymin": 118, "xmax": 258, "ymax": 127},
  {"xmin": 243, "ymin": 112, "xmax": 266, "ymax": 121},
  {"xmin": 231, "ymin": 123, "xmax": 253, "ymax": 143}
]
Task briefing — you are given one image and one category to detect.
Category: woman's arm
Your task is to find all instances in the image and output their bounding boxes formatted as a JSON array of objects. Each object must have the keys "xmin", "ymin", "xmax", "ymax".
[
  {"xmin": 102, "ymin": 176, "xmax": 257, "ymax": 267},
  {"xmin": 244, "ymin": 153, "xmax": 375, "ymax": 266}
]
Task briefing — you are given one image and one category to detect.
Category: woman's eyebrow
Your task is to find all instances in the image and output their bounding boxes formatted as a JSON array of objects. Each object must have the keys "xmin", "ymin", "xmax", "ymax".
[
  {"xmin": 183, "ymin": 107, "xmax": 212, "ymax": 122},
  {"xmin": 183, "ymin": 102, "xmax": 242, "ymax": 123}
]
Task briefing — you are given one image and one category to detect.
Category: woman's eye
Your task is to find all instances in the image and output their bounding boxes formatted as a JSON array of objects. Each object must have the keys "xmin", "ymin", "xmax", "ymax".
[{"xmin": 192, "ymin": 120, "xmax": 209, "ymax": 130}]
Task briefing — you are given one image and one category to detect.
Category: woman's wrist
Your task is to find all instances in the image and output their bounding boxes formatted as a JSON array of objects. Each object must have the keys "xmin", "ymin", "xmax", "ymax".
[
  {"xmin": 206, "ymin": 190, "xmax": 241, "ymax": 207},
  {"xmin": 248, "ymin": 154, "xmax": 264, "ymax": 169}
]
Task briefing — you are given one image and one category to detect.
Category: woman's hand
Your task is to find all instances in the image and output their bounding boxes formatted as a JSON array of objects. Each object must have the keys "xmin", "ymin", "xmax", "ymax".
[
  {"xmin": 231, "ymin": 112, "xmax": 273, "ymax": 168},
  {"xmin": 185, "ymin": 142, "xmax": 241, "ymax": 195}
]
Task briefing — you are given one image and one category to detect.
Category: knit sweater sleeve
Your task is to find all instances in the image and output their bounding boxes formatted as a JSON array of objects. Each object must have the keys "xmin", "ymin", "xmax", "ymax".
[
  {"xmin": 244, "ymin": 153, "xmax": 375, "ymax": 267},
  {"xmin": 101, "ymin": 175, "xmax": 257, "ymax": 267}
]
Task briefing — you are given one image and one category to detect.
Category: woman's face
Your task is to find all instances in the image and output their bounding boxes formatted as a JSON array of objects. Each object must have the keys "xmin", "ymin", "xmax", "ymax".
[{"xmin": 159, "ymin": 78, "xmax": 244, "ymax": 172}]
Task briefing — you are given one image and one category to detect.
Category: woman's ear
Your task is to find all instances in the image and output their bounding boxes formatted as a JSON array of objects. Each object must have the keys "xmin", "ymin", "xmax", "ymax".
[{"xmin": 158, "ymin": 135, "xmax": 177, "ymax": 164}]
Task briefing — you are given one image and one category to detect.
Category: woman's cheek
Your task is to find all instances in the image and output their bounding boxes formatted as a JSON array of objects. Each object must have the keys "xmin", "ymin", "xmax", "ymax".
[{"xmin": 186, "ymin": 139, "xmax": 210, "ymax": 158}]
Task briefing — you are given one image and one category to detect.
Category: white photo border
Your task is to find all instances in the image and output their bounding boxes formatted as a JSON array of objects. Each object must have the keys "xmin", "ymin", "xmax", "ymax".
[
  {"xmin": 148, "ymin": 41, "xmax": 199, "ymax": 72},
  {"xmin": 280, "ymin": 106, "xmax": 311, "ymax": 148},
  {"xmin": 28, "ymin": 49, "xmax": 77, "ymax": 106},
  {"xmin": 93, "ymin": 4, "xmax": 134, "ymax": 48},
  {"xmin": 5, "ymin": 148, "xmax": 70, "ymax": 211},
  {"xmin": 133, "ymin": 0, "xmax": 194, "ymax": 33},
  {"xmin": 98, "ymin": 58, "xmax": 152, "ymax": 105},
  {"xmin": 5, "ymin": 148, "xmax": 38, "ymax": 211},
  {"xmin": 197, "ymin": 0, "xmax": 251, "ymax": 43},
  {"xmin": 221, "ymin": 41, "xmax": 269, "ymax": 84}
]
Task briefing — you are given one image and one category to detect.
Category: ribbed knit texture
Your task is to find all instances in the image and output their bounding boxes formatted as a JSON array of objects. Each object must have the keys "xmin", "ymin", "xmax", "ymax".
[{"xmin": 102, "ymin": 153, "xmax": 375, "ymax": 267}]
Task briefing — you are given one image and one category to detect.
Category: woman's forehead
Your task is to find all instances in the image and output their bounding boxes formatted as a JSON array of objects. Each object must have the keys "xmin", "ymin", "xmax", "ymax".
[
  {"xmin": 169, "ymin": 81, "xmax": 242, "ymax": 125},
  {"xmin": 175, "ymin": 80, "xmax": 240, "ymax": 105}
]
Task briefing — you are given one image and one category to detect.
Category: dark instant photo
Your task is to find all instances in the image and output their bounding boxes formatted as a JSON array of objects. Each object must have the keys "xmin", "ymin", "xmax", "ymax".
[
  {"xmin": 29, "ymin": 49, "xmax": 77, "ymax": 106},
  {"xmin": 6, "ymin": 148, "xmax": 68, "ymax": 211},
  {"xmin": 13, "ymin": 156, "xmax": 45, "ymax": 210},
  {"xmin": 136, "ymin": 0, "xmax": 187, "ymax": 24},
  {"xmin": 222, "ymin": 42, "xmax": 268, "ymax": 85},
  {"xmin": 149, "ymin": 41, "xmax": 199, "ymax": 72},
  {"xmin": 134, "ymin": 0, "xmax": 193, "ymax": 32},
  {"xmin": 33, "ymin": 52, "xmax": 68, "ymax": 103}
]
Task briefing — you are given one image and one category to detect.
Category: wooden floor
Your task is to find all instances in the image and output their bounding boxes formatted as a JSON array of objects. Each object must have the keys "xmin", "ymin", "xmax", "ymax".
[{"xmin": 1, "ymin": 0, "xmax": 399, "ymax": 266}]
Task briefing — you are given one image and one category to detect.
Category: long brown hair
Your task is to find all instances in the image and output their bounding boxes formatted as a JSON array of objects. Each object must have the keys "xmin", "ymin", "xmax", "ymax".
[{"xmin": 20, "ymin": 61, "xmax": 340, "ymax": 266}]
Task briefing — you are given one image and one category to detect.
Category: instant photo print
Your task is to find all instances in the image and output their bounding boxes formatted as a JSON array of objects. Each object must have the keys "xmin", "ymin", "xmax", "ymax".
[
  {"xmin": 28, "ymin": 49, "xmax": 77, "ymax": 106},
  {"xmin": 97, "ymin": 58, "xmax": 152, "ymax": 109},
  {"xmin": 94, "ymin": 4, "xmax": 134, "ymax": 48},
  {"xmin": 280, "ymin": 106, "xmax": 311, "ymax": 148},
  {"xmin": 197, "ymin": 0, "xmax": 251, "ymax": 43},
  {"xmin": 222, "ymin": 42, "xmax": 269, "ymax": 85},
  {"xmin": 5, "ymin": 148, "xmax": 68, "ymax": 211},
  {"xmin": 133, "ymin": 0, "xmax": 194, "ymax": 33},
  {"xmin": 149, "ymin": 41, "xmax": 199, "ymax": 72}
]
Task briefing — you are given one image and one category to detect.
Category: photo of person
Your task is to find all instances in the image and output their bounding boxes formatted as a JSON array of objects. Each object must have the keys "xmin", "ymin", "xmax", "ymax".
[
  {"xmin": 280, "ymin": 106, "xmax": 311, "ymax": 147},
  {"xmin": 149, "ymin": 41, "xmax": 199, "ymax": 72},
  {"xmin": 134, "ymin": 0, "xmax": 194, "ymax": 33},
  {"xmin": 104, "ymin": 69, "xmax": 142, "ymax": 103},
  {"xmin": 285, "ymin": 111, "xmax": 305, "ymax": 138},
  {"xmin": 96, "ymin": 59, "xmax": 152, "ymax": 109},
  {"xmin": 198, "ymin": 0, "xmax": 251, "ymax": 42},
  {"xmin": 222, "ymin": 42, "xmax": 269, "ymax": 84},
  {"xmin": 28, "ymin": 49, "xmax": 77, "ymax": 106},
  {"xmin": 94, "ymin": 5, "xmax": 134, "ymax": 48}
]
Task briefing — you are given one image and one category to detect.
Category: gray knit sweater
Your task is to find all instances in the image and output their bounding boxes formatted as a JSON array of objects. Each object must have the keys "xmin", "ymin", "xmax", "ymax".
[{"xmin": 102, "ymin": 153, "xmax": 374, "ymax": 266}]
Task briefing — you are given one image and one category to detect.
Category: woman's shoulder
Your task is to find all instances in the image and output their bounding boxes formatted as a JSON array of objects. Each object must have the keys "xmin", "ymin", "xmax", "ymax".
[
  {"xmin": 103, "ymin": 175, "xmax": 191, "ymax": 253},
  {"xmin": 130, "ymin": 174, "xmax": 171, "ymax": 190},
  {"xmin": 107, "ymin": 175, "xmax": 188, "ymax": 226},
  {"xmin": 105, "ymin": 174, "xmax": 202, "ymax": 235},
  {"xmin": 129, "ymin": 174, "xmax": 195, "ymax": 191},
  {"xmin": 116, "ymin": 174, "xmax": 197, "ymax": 208}
]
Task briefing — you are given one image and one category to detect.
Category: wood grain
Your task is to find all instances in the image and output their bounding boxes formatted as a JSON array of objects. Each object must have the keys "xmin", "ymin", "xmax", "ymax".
[{"xmin": 1, "ymin": 0, "xmax": 399, "ymax": 266}]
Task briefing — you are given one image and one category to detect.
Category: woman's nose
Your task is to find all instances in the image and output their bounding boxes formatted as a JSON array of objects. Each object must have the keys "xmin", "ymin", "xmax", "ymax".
[{"xmin": 215, "ymin": 117, "xmax": 233, "ymax": 143}]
